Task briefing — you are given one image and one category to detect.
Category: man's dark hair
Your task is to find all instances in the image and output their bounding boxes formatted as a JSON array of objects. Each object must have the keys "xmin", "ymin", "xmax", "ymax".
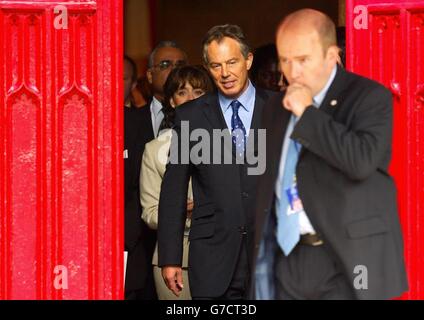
[
  {"xmin": 202, "ymin": 24, "xmax": 251, "ymax": 64},
  {"xmin": 124, "ymin": 54, "xmax": 137, "ymax": 83}
]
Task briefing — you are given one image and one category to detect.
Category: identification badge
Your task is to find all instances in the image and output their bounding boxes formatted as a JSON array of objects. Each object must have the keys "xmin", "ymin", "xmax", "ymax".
[{"xmin": 285, "ymin": 179, "xmax": 304, "ymax": 216}]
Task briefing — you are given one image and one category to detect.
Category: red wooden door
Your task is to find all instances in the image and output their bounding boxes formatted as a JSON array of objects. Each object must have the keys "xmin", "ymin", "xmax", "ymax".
[
  {"xmin": 0, "ymin": 0, "xmax": 123, "ymax": 299},
  {"xmin": 347, "ymin": 0, "xmax": 424, "ymax": 299}
]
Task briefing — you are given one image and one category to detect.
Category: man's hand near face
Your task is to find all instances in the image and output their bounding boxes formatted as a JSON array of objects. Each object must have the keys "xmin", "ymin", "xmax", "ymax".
[{"xmin": 282, "ymin": 83, "xmax": 313, "ymax": 117}]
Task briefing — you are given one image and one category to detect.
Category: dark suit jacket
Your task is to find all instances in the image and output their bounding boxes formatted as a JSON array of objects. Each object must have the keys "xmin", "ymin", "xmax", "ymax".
[
  {"xmin": 158, "ymin": 89, "xmax": 277, "ymax": 298},
  {"xmin": 124, "ymin": 104, "xmax": 157, "ymax": 297},
  {"xmin": 253, "ymin": 66, "xmax": 408, "ymax": 299}
]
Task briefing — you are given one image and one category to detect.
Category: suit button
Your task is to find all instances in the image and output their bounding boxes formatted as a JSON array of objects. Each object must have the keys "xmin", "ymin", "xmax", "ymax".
[{"xmin": 242, "ymin": 192, "xmax": 249, "ymax": 199}]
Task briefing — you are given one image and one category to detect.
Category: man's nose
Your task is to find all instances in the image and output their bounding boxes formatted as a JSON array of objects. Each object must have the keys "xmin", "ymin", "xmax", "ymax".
[
  {"xmin": 187, "ymin": 91, "xmax": 194, "ymax": 100},
  {"xmin": 290, "ymin": 63, "xmax": 301, "ymax": 80},
  {"xmin": 221, "ymin": 64, "xmax": 229, "ymax": 78}
]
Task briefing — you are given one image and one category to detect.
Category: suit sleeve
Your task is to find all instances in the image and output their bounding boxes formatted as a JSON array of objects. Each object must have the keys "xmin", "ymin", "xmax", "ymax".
[
  {"xmin": 158, "ymin": 112, "xmax": 190, "ymax": 267},
  {"xmin": 291, "ymin": 85, "xmax": 393, "ymax": 181},
  {"xmin": 124, "ymin": 188, "xmax": 143, "ymax": 252}
]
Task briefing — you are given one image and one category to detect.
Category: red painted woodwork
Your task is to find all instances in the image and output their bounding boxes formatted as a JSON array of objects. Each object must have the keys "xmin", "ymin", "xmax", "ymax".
[
  {"xmin": 0, "ymin": 0, "xmax": 123, "ymax": 299},
  {"xmin": 347, "ymin": 0, "xmax": 424, "ymax": 299}
]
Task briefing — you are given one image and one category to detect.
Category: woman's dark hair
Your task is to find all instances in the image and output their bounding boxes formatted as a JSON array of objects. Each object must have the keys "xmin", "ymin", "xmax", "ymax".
[{"xmin": 160, "ymin": 65, "xmax": 214, "ymax": 131}]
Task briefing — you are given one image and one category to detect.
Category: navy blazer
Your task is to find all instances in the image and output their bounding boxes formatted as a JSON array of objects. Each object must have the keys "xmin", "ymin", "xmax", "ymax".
[{"xmin": 253, "ymin": 66, "xmax": 408, "ymax": 299}]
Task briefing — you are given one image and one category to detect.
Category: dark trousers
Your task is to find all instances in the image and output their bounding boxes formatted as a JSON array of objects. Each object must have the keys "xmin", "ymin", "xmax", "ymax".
[
  {"xmin": 274, "ymin": 243, "xmax": 355, "ymax": 300},
  {"xmin": 125, "ymin": 267, "xmax": 157, "ymax": 300},
  {"xmin": 193, "ymin": 238, "xmax": 250, "ymax": 300}
]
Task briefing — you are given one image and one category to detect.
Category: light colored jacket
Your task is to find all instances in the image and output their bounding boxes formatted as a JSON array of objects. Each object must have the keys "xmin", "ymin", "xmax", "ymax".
[{"xmin": 140, "ymin": 129, "xmax": 192, "ymax": 267}]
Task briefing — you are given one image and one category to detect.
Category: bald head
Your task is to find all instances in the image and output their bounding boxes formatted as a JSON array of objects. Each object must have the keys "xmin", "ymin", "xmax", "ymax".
[
  {"xmin": 275, "ymin": 9, "xmax": 339, "ymax": 97},
  {"xmin": 277, "ymin": 9, "xmax": 336, "ymax": 54}
]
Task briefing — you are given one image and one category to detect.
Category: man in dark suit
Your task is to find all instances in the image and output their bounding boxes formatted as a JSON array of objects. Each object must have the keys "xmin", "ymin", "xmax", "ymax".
[
  {"xmin": 146, "ymin": 41, "xmax": 188, "ymax": 138},
  {"xmin": 124, "ymin": 44, "xmax": 187, "ymax": 299},
  {"xmin": 253, "ymin": 9, "xmax": 408, "ymax": 300},
  {"xmin": 123, "ymin": 55, "xmax": 156, "ymax": 299},
  {"xmin": 158, "ymin": 24, "xmax": 276, "ymax": 299}
]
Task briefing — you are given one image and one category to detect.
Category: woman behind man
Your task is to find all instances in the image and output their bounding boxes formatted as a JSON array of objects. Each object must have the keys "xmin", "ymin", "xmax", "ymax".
[{"xmin": 140, "ymin": 65, "xmax": 214, "ymax": 300}]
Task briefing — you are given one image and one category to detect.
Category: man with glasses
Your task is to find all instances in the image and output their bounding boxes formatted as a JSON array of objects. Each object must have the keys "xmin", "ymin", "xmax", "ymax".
[
  {"xmin": 124, "ymin": 42, "xmax": 187, "ymax": 300},
  {"xmin": 146, "ymin": 41, "xmax": 188, "ymax": 137}
]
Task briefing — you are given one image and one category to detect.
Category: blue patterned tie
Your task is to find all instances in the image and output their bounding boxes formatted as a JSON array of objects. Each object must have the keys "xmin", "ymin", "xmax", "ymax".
[
  {"xmin": 230, "ymin": 100, "xmax": 246, "ymax": 159},
  {"xmin": 276, "ymin": 127, "xmax": 301, "ymax": 256}
]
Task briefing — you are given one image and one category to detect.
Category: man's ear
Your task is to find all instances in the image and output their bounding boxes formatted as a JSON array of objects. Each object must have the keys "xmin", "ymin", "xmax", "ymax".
[
  {"xmin": 203, "ymin": 62, "xmax": 212, "ymax": 73},
  {"xmin": 246, "ymin": 52, "xmax": 254, "ymax": 71},
  {"xmin": 326, "ymin": 45, "xmax": 340, "ymax": 64},
  {"xmin": 146, "ymin": 69, "xmax": 153, "ymax": 85}
]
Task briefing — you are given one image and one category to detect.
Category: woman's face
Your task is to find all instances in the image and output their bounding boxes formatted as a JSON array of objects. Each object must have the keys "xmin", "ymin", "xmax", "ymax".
[{"xmin": 170, "ymin": 81, "xmax": 206, "ymax": 107}]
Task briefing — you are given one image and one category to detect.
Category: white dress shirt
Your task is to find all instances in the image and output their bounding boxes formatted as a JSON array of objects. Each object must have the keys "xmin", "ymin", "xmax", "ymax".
[{"xmin": 150, "ymin": 96, "xmax": 164, "ymax": 138}]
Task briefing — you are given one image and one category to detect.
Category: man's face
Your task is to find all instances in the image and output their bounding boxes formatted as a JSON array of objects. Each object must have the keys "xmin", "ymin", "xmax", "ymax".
[
  {"xmin": 256, "ymin": 61, "xmax": 281, "ymax": 92},
  {"xmin": 123, "ymin": 59, "xmax": 135, "ymax": 104},
  {"xmin": 276, "ymin": 28, "xmax": 336, "ymax": 96},
  {"xmin": 206, "ymin": 37, "xmax": 253, "ymax": 99},
  {"xmin": 147, "ymin": 47, "xmax": 187, "ymax": 101}
]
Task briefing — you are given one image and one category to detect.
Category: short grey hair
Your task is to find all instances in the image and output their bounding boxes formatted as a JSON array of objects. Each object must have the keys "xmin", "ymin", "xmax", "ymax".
[
  {"xmin": 148, "ymin": 40, "xmax": 187, "ymax": 68},
  {"xmin": 202, "ymin": 24, "xmax": 251, "ymax": 64}
]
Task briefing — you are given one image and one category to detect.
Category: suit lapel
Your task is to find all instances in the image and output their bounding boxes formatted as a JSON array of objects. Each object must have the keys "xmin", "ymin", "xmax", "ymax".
[
  {"xmin": 140, "ymin": 102, "xmax": 154, "ymax": 140},
  {"xmin": 319, "ymin": 65, "xmax": 349, "ymax": 116},
  {"xmin": 202, "ymin": 93, "xmax": 229, "ymax": 132},
  {"xmin": 201, "ymin": 93, "xmax": 235, "ymax": 159}
]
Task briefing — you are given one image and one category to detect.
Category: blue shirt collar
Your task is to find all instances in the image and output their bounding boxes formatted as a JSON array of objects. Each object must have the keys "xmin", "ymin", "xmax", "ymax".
[
  {"xmin": 218, "ymin": 80, "xmax": 255, "ymax": 113},
  {"xmin": 313, "ymin": 65, "xmax": 337, "ymax": 107}
]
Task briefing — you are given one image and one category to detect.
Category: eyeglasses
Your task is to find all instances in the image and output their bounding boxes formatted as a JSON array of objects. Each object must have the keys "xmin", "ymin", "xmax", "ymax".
[{"xmin": 152, "ymin": 59, "xmax": 187, "ymax": 71}]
